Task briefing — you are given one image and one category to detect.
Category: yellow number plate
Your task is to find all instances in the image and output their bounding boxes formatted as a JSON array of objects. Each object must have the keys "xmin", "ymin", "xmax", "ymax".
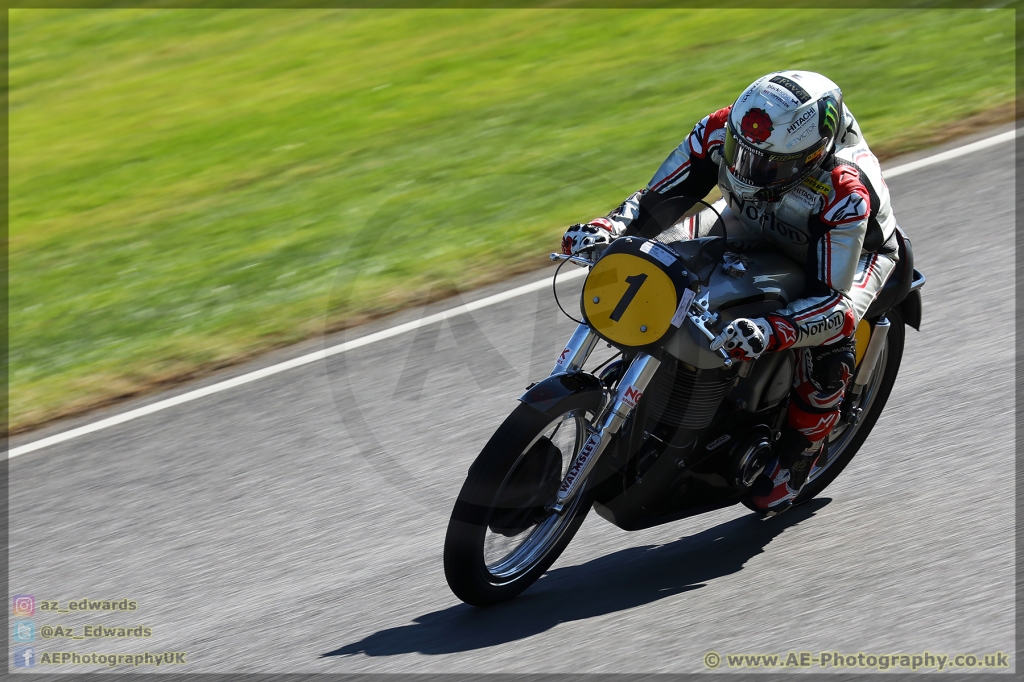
[{"xmin": 582, "ymin": 253, "xmax": 678, "ymax": 347}]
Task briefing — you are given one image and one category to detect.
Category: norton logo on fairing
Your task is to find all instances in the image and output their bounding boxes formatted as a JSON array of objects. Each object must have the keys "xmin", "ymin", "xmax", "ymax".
[
  {"xmin": 559, "ymin": 434, "xmax": 601, "ymax": 493},
  {"xmin": 786, "ymin": 108, "xmax": 816, "ymax": 134},
  {"xmin": 726, "ymin": 191, "xmax": 809, "ymax": 244}
]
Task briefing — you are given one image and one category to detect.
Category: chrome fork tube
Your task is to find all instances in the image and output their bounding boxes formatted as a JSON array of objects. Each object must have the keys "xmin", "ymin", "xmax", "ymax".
[
  {"xmin": 853, "ymin": 317, "xmax": 890, "ymax": 387},
  {"xmin": 551, "ymin": 323, "xmax": 600, "ymax": 375},
  {"xmin": 552, "ymin": 353, "xmax": 662, "ymax": 511}
]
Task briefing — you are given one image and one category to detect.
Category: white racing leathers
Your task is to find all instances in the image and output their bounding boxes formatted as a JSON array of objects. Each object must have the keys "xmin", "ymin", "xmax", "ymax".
[
  {"xmin": 591, "ymin": 104, "xmax": 899, "ymax": 350},
  {"xmin": 586, "ymin": 104, "xmax": 901, "ymax": 445}
]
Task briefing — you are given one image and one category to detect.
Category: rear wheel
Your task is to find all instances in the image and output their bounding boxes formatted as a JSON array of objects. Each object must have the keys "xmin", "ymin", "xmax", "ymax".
[
  {"xmin": 444, "ymin": 401, "xmax": 597, "ymax": 606},
  {"xmin": 742, "ymin": 308, "xmax": 906, "ymax": 513},
  {"xmin": 796, "ymin": 307, "xmax": 906, "ymax": 502}
]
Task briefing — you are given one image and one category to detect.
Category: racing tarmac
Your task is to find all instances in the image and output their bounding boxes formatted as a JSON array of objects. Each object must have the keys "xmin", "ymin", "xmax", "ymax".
[{"xmin": 9, "ymin": 125, "xmax": 1016, "ymax": 673}]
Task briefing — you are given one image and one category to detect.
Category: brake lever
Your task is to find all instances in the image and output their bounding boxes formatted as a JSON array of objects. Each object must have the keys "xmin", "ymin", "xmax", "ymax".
[{"xmin": 550, "ymin": 253, "xmax": 595, "ymax": 268}]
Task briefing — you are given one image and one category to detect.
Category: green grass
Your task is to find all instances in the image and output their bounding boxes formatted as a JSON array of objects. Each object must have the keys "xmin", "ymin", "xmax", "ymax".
[{"xmin": 10, "ymin": 8, "xmax": 1015, "ymax": 431}]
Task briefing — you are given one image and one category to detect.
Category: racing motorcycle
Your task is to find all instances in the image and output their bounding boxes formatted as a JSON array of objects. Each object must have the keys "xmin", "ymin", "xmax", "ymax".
[{"xmin": 443, "ymin": 199, "xmax": 925, "ymax": 606}]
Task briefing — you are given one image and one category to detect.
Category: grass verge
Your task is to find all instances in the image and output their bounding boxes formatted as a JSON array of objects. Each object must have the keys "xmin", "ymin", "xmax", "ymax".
[{"xmin": 10, "ymin": 8, "xmax": 1015, "ymax": 433}]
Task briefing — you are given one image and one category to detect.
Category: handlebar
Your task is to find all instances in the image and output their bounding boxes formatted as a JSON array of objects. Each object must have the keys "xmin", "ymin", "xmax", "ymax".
[{"xmin": 549, "ymin": 252, "xmax": 595, "ymax": 267}]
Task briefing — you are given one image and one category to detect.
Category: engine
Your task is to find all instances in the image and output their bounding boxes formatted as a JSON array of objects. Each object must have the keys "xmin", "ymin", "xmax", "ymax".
[{"xmin": 643, "ymin": 356, "xmax": 737, "ymax": 430}]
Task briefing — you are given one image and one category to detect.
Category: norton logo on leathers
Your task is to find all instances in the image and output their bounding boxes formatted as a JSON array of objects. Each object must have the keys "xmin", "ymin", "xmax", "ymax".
[
  {"xmin": 726, "ymin": 190, "xmax": 809, "ymax": 245},
  {"xmin": 802, "ymin": 310, "xmax": 845, "ymax": 339}
]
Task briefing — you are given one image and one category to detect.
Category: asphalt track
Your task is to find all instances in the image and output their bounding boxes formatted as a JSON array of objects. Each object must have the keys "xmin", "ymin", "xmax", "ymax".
[{"xmin": 9, "ymin": 125, "xmax": 1016, "ymax": 673}]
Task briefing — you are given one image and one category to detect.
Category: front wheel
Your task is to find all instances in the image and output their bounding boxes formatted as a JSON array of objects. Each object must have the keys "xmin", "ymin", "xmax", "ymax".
[{"xmin": 444, "ymin": 401, "xmax": 597, "ymax": 606}]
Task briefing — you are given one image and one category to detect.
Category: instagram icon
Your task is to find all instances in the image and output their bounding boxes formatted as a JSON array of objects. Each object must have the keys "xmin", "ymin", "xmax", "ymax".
[{"xmin": 12, "ymin": 595, "xmax": 35, "ymax": 617}]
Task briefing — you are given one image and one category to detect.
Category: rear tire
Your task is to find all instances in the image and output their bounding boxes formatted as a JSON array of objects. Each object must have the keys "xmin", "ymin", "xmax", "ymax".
[
  {"xmin": 444, "ymin": 401, "xmax": 597, "ymax": 606},
  {"xmin": 795, "ymin": 307, "xmax": 905, "ymax": 502},
  {"xmin": 743, "ymin": 307, "xmax": 906, "ymax": 513}
]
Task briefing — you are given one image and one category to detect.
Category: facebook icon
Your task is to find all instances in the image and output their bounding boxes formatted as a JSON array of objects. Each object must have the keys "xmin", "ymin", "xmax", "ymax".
[{"xmin": 13, "ymin": 646, "xmax": 36, "ymax": 668}]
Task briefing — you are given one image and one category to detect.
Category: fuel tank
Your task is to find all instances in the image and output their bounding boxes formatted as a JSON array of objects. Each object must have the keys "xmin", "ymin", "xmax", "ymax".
[{"xmin": 661, "ymin": 241, "xmax": 805, "ymax": 369}]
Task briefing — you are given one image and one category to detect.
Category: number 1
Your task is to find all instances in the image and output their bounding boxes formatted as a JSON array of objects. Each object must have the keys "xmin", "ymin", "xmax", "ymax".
[{"xmin": 609, "ymin": 273, "xmax": 647, "ymax": 322}]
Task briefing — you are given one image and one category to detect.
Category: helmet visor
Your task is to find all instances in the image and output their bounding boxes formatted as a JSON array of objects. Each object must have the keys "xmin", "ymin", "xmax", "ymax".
[{"xmin": 724, "ymin": 124, "xmax": 827, "ymax": 190}]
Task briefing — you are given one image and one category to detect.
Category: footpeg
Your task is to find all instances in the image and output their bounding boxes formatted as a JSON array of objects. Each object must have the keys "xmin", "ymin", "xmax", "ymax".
[{"xmin": 847, "ymin": 406, "xmax": 862, "ymax": 426}]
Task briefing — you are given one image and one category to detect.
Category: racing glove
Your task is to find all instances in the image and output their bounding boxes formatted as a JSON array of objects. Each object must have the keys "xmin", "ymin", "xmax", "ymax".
[
  {"xmin": 561, "ymin": 218, "xmax": 620, "ymax": 257},
  {"xmin": 710, "ymin": 315, "xmax": 798, "ymax": 362}
]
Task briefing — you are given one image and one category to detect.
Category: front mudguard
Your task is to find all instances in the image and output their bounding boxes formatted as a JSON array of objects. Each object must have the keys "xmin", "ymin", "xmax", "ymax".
[{"xmin": 519, "ymin": 372, "xmax": 606, "ymax": 418}]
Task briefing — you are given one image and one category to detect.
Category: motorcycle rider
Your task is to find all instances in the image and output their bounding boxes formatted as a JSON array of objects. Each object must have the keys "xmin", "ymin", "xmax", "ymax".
[{"xmin": 561, "ymin": 71, "xmax": 900, "ymax": 515}]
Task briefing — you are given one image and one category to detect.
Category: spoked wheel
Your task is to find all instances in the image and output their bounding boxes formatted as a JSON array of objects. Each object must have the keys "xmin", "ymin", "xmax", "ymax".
[
  {"xmin": 444, "ymin": 401, "xmax": 598, "ymax": 606},
  {"xmin": 741, "ymin": 309, "xmax": 905, "ymax": 516},
  {"xmin": 794, "ymin": 308, "xmax": 906, "ymax": 503}
]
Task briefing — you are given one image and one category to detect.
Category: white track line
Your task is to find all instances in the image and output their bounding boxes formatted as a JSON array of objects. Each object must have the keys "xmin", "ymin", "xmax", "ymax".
[
  {"xmin": 8, "ymin": 127, "xmax": 1019, "ymax": 458},
  {"xmin": 881, "ymin": 128, "xmax": 1017, "ymax": 178},
  {"xmin": 8, "ymin": 268, "xmax": 587, "ymax": 458}
]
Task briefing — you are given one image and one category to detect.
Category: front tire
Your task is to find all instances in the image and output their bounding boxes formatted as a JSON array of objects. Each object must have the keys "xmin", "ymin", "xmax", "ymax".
[{"xmin": 444, "ymin": 401, "xmax": 597, "ymax": 606}]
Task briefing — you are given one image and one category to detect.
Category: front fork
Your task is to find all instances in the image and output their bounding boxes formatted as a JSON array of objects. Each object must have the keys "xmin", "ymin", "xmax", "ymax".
[
  {"xmin": 842, "ymin": 316, "xmax": 891, "ymax": 425},
  {"xmin": 551, "ymin": 323, "xmax": 601, "ymax": 375},
  {"xmin": 547, "ymin": 324, "xmax": 662, "ymax": 512}
]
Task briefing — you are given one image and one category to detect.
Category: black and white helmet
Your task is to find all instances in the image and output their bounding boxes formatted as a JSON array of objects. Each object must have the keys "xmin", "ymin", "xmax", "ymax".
[{"xmin": 723, "ymin": 71, "xmax": 844, "ymax": 202}]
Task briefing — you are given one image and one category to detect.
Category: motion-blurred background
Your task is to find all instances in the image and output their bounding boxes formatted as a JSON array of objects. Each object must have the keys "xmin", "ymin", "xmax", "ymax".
[{"xmin": 10, "ymin": 8, "xmax": 1015, "ymax": 434}]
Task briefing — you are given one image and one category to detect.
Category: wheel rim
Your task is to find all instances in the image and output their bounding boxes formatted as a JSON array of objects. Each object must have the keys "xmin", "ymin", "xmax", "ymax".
[
  {"xmin": 482, "ymin": 409, "xmax": 590, "ymax": 581},
  {"xmin": 806, "ymin": 339, "xmax": 889, "ymax": 484}
]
